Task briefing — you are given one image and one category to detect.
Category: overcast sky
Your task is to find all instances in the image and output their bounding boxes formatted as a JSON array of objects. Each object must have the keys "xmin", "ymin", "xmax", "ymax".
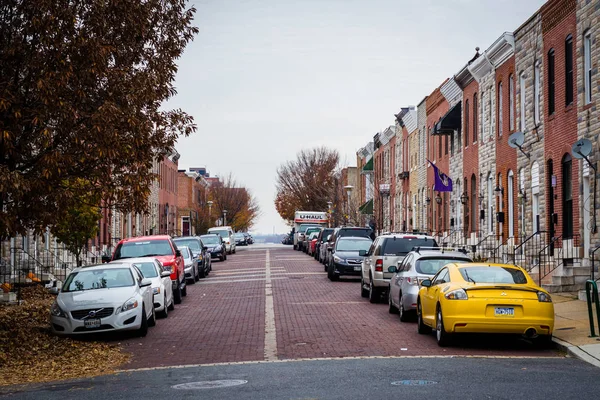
[{"xmin": 170, "ymin": 0, "xmax": 545, "ymax": 234}]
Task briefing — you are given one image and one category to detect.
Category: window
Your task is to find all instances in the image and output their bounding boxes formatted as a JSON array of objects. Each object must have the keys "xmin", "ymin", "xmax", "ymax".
[
  {"xmin": 584, "ymin": 31, "xmax": 592, "ymax": 105},
  {"xmin": 562, "ymin": 154, "xmax": 573, "ymax": 238},
  {"xmin": 508, "ymin": 170, "xmax": 514, "ymax": 237},
  {"xmin": 534, "ymin": 61, "xmax": 541, "ymax": 124},
  {"xmin": 498, "ymin": 82, "xmax": 503, "ymax": 137},
  {"xmin": 565, "ymin": 35, "xmax": 574, "ymax": 106},
  {"xmin": 519, "ymin": 72, "xmax": 526, "ymax": 132},
  {"xmin": 473, "ymin": 93, "xmax": 478, "ymax": 143},
  {"xmin": 532, "ymin": 162, "xmax": 540, "ymax": 232},
  {"xmin": 465, "ymin": 99, "xmax": 470, "ymax": 147},
  {"xmin": 438, "ymin": 126, "xmax": 442, "ymax": 159},
  {"xmin": 509, "ymin": 74, "xmax": 515, "ymax": 131},
  {"xmin": 488, "ymin": 87, "xmax": 493, "ymax": 137},
  {"xmin": 548, "ymin": 49, "xmax": 555, "ymax": 114},
  {"xmin": 487, "ymin": 172, "xmax": 494, "ymax": 233},
  {"xmin": 480, "ymin": 90, "xmax": 485, "ymax": 141}
]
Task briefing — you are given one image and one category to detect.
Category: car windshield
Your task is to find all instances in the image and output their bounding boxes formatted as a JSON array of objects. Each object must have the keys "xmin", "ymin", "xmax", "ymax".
[
  {"xmin": 458, "ymin": 266, "xmax": 528, "ymax": 284},
  {"xmin": 416, "ymin": 257, "xmax": 470, "ymax": 275},
  {"xmin": 210, "ymin": 230, "xmax": 229, "ymax": 238},
  {"xmin": 298, "ymin": 224, "xmax": 317, "ymax": 233},
  {"xmin": 179, "ymin": 247, "xmax": 192, "ymax": 260},
  {"xmin": 201, "ymin": 235, "xmax": 220, "ymax": 245},
  {"xmin": 62, "ymin": 268, "xmax": 134, "ymax": 292},
  {"xmin": 114, "ymin": 240, "xmax": 173, "ymax": 259},
  {"xmin": 234, "ymin": 233, "xmax": 245, "ymax": 238},
  {"xmin": 383, "ymin": 238, "xmax": 437, "ymax": 256},
  {"xmin": 336, "ymin": 238, "xmax": 372, "ymax": 252},
  {"xmin": 133, "ymin": 262, "xmax": 158, "ymax": 278},
  {"xmin": 306, "ymin": 228, "xmax": 320, "ymax": 236},
  {"xmin": 339, "ymin": 228, "xmax": 371, "ymax": 238},
  {"xmin": 173, "ymin": 238, "xmax": 200, "ymax": 251}
]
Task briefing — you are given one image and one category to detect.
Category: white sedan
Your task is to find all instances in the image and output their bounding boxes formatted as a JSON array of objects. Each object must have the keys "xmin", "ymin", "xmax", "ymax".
[
  {"xmin": 123, "ymin": 257, "xmax": 174, "ymax": 318},
  {"xmin": 50, "ymin": 262, "xmax": 155, "ymax": 336}
]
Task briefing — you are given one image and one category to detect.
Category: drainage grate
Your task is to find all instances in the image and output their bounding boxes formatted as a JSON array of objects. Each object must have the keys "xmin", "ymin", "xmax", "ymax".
[
  {"xmin": 172, "ymin": 380, "xmax": 248, "ymax": 390},
  {"xmin": 391, "ymin": 380, "xmax": 438, "ymax": 386}
]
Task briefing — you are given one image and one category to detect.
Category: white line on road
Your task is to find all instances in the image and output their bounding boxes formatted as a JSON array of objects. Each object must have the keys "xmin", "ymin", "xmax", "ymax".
[{"xmin": 264, "ymin": 249, "xmax": 278, "ymax": 361}]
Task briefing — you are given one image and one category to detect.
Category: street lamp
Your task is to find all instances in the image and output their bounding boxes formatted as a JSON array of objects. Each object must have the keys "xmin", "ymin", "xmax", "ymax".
[
  {"xmin": 478, "ymin": 193, "xmax": 484, "ymax": 206},
  {"xmin": 460, "ymin": 191, "xmax": 469, "ymax": 205},
  {"xmin": 207, "ymin": 200, "xmax": 213, "ymax": 226},
  {"xmin": 223, "ymin": 209, "xmax": 228, "ymax": 226},
  {"xmin": 327, "ymin": 201, "xmax": 333, "ymax": 228},
  {"xmin": 517, "ymin": 189, "xmax": 527, "ymax": 205},
  {"xmin": 425, "ymin": 197, "xmax": 431, "ymax": 205},
  {"xmin": 343, "ymin": 185, "xmax": 354, "ymax": 225},
  {"xmin": 435, "ymin": 193, "xmax": 442, "ymax": 205},
  {"xmin": 495, "ymin": 185, "xmax": 504, "ymax": 198}
]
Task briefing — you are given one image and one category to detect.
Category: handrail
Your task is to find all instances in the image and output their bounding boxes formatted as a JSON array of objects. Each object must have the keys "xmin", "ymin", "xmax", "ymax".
[
  {"xmin": 585, "ymin": 280, "xmax": 600, "ymax": 337},
  {"xmin": 591, "ymin": 245, "xmax": 600, "ymax": 281},
  {"xmin": 513, "ymin": 230, "xmax": 548, "ymax": 257},
  {"xmin": 538, "ymin": 234, "xmax": 580, "ymax": 286}
]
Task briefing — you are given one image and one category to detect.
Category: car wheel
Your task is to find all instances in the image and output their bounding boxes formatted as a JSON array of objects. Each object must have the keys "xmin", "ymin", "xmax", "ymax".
[
  {"xmin": 417, "ymin": 300, "xmax": 431, "ymax": 334},
  {"xmin": 148, "ymin": 306, "xmax": 156, "ymax": 327},
  {"xmin": 220, "ymin": 254, "xmax": 225, "ymax": 261},
  {"xmin": 536, "ymin": 334, "xmax": 553, "ymax": 348},
  {"xmin": 199, "ymin": 264, "xmax": 206, "ymax": 279},
  {"xmin": 159, "ymin": 295, "xmax": 169, "ymax": 318},
  {"xmin": 181, "ymin": 282, "xmax": 187, "ymax": 297},
  {"xmin": 436, "ymin": 307, "xmax": 451, "ymax": 347},
  {"xmin": 138, "ymin": 306, "xmax": 148, "ymax": 337},
  {"xmin": 167, "ymin": 295, "xmax": 175, "ymax": 311},
  {"xmin": 233, "ymin": 247, "xmax": 236, "ymax": 254},
  {"xmin": 174, "ymin": 279, "xmax": 182, "ymax": 304},
  {"xmin": 293, "ymin": 244, "xmax": 297, "ymax": 251},
  {"xmin": 194, "ymin": 265, "xmax": 200, "ymax": 281},
  {"xmin": 399, "ymin": 294, "xmax": 409, "ymax": 322},
  {"xmin": 360, "ymin": 278, "xmax": 369, "ymax": 298},
  {"xmin": 368, "ymin": 277, "xmax": 379, "ymax": 304},
  {"xmin": 388, "ymin": 290, "xmax": 398, "ymax": 314},
  {"xmin": 327, "ymin": 263, "xmax": 334, "ymax": 280}
]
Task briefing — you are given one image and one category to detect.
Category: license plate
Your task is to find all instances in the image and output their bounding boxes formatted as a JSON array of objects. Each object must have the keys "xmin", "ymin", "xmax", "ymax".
[
  {"xmin": 354, "ymin": 266, "xmax": 361, "ymax": 271},
  {"xmin": 84, "ymin": 318, "xmax": 101, "ymax": 328},
  {"xmin": 494, "ymin": 307, "xmax": 514, "ymax": 317}
]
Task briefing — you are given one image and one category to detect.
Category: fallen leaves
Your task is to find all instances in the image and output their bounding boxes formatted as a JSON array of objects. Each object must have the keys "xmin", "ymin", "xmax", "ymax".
[{"xmin": 0, "ymin": 285, "xmax": 129, "ymax": 386}]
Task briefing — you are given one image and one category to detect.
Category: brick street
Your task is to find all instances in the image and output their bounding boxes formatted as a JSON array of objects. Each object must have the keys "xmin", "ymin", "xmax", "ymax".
[{"xmin": 119, "ymin": 245, "xmax": 560, "ymax": 370}]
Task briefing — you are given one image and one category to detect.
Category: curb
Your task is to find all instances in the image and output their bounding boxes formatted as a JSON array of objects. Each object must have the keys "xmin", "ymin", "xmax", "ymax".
[{"xmin": 552, "ymin": 337, "xmax": 600, "ymax": 368}]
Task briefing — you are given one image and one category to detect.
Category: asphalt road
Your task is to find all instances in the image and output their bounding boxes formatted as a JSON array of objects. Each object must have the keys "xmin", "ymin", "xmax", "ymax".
[
  {"xmin": 3, "ymin": 244, "xmax": 599, "ymax": 398},
  {"xmin": 3, "ymin": 357, "xmax": 600, "ymax": 399}
]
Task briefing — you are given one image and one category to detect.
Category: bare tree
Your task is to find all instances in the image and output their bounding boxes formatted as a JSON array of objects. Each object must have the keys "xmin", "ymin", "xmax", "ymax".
[
  {"xmin": 275, "ymin": 147, "xmax": 340, "ymax": 223},
  {"xmin": 210, "ymin": 174, "xmax": 260, "ymax": 231}
]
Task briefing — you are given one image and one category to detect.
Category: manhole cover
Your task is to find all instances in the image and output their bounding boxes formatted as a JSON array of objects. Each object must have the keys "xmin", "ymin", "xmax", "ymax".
[
  {"xmin": 391, "ymin": 380, "xmax": 438, "ymax": 386},
  {"xmin": 172, "ymin": 380, "xmax": 248, "ymax": 390}
]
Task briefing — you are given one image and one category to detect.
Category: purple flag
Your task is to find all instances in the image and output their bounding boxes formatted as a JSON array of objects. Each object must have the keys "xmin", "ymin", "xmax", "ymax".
[{"xmin": 428, "ymin": 160, "xmax": 453, "ymax": 192}]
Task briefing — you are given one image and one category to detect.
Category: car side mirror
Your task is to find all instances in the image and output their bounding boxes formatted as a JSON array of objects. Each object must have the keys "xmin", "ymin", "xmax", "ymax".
[
  {"xmin": 140, "ymin": 278, "xmax": 152, "ymax": 287},
  {"xmin": 420, "ymin": 279, "xmax": 432, "ymax": 288},
  {"xmin": 203, "ymin": 246, "xmax": 208, "ymax": 251},
  {"xmin": 359, "ymin": 250, "xmax": 367, "ymax": 257},
  {"xmin": 160, "ymin": 271, "xmax": 171, "ymax": 278},
  {"xmin": 101, "ymin": 255, "xmax": 111, "ymax": 263},
  {"xmin": 327, "ymin": 247, "xmax": 333, "ymax": 252},
  {"xmin": 388, "ymin": 266, "xmax": 397, "ymax": 273},
  {"xmin": 175, "ymin": 249, "xmax": 181, "ymax": 257}
]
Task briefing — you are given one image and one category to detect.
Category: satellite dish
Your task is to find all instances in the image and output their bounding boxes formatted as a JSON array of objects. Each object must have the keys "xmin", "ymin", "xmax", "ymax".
[
  {"xmin": 571, "ymin": 138, "xmax": 593, "ymax": 159},
  {"xmin": 508, "ymin": 131, "xmax": 525, "ymax": 149},
  {"xmin": 508, "ymin": 131, "xmax": 530, "ymax": 158}
]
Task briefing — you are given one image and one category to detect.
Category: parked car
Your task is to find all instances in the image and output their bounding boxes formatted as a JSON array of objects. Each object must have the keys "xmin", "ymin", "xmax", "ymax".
[
  {"xmin": 324, "ymin": 227, "xmax": 373, "ymax": 267},
  {"xmin": 417, "ymin": 263, "xmax": 554, "ymax": 347},
  {"xmin": 387, "ymin": 248, "xmax": 471, "ymax": 321},
  {"xmin": 327, "ymin": 236, "xmax": 373, "ymax": 281},
  {"xmin": 316, "ymin": 228, "xmax": 334, "ymax": 262},
  {"xmin": 178, "ymin": 246, "xmax": 198, "ymax": 285},
  {"xmin": 124, "ymin": 257, "xmax": 175, "ymax": 318},
  {"xmin": 234, "ymin": 232, "xmax": 248, "ymax": 246},
  {"xmin": 200, "ymin": 234, "xmax": 227, "ymax": 261},
  {"xmin": 208, "ymin": 226, "xmax": 236, "ymax": 254},
  {"xmin": 244, "ymin": 232, "xmax": 253, "ymax": 244},
  {"xmin": 111, "ymin": 235, "xmax": 186, "ymax": 304},
  {"xmin": 361, "ymin": 233, "xmax": 437, "ymax": 303},
  {"xmin": 302, "ymin": 227, "xmax": 322, "ymax": 253},
  {"xmin": 307, "ymin": 231, "xmax": 320, "ymax": 257},
  {"xmin": 50, "ymin": 262, "xmax": 155, "ymax": 336},
  {"xmin": 173, "ymin": 236, "xmax": 211, "ymax": 278},
  {"xmin": 294, "ymin": 224, "xmax": 319, "ymax": 251}
]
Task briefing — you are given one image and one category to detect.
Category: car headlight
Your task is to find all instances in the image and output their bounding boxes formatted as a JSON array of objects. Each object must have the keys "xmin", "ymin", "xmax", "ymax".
[
  {"xmin": 333, "ymin": 255, "xmax": 344, "ymax": 263},
  {"xmin": 50, "ymin": 302, "xmax": 66, "ymax": 318},
  {"xmin": 537, "ymin": 291, "xmax": 552, "ymax": 303},
  {"xmin": 444, "ymin": 289, "xmax": 468, "ymax": 300},
  {"xmin": 153, "ymin": 287, "xmax": 160, "ymax": 295},
  {"xmin": 120, "ymin": 298, "xmax": 139, "ymax": 312}
]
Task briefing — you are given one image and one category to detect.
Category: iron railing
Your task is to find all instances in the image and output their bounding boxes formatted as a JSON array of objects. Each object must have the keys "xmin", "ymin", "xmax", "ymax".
[
  {"xmin": 469, "ymin": 234, "xmax": 499, "ymax": 261},
  {"xmin": 591, "ymin": 245, "xmax": 600, "ymax": 281},
  {"xmin": 538, "ymin": 234, "xmax": 580, "ymax": 286},
  {"xmin": 512, "ymin": 231, "xmax": 548, "ymax": 272}
]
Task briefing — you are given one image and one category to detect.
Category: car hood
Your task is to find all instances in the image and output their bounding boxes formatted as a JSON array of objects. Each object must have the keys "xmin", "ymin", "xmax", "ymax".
[{"xmin": 58, "ymin": 286, "xmax": 137, "ymax": 309}]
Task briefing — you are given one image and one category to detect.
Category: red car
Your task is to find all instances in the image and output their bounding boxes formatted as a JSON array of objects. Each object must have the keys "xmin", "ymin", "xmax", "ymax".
[
  {"xmin": 111, "ymin": 235, "xmax": 187, "ymax": 304},
  {"xmin": 308, "ymin": 232, "xmax": 319, "ymax": 256}
]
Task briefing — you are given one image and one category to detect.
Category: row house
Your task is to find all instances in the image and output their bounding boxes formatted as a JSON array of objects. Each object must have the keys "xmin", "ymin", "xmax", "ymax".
[
  {"xmin": 356, "ymin": 143, "xmax": 375, "ymax": 228},
  {"xmin": 364, "ymin": 0, "xmax": 599, "ymax": 292},
  {"xmin": 373, "ymin": 127, "xmax": 396, "ymax": 234},
  {"xmin": 176, "ymin": 169, "xmax": 209, "ymax": 236}
]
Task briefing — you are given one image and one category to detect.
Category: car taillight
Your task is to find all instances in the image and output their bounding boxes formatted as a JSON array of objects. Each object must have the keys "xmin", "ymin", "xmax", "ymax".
[
  {"xmin": 406, "ymin": 277, "xmax": 418, "ymax": 286},
  {"xmin": 375, "ymin": 259, "xmax": 383, "ymax": 272}
]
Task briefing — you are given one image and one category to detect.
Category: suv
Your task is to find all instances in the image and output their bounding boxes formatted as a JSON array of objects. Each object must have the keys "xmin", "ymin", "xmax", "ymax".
[
  {"xmin": 361, "ymin": 233, "xmax": 437, "ymax": 303},
  {"xmin": 208, "ymin": 226, "xmax": 236, "ymax": 255},
  {"xmin": 323, "ymin": 227, "xmax": 373, "ymax": 267},
  {"xmin": 294, "ymin": 224, "xmax": 319, "ymax": 251},
  {"xmin": 111, "ymin": 235, "xmax": 186, "ymax": 304},
  {"xmin": 327, "ymin": 236, "xmax": 373, "ymax": 280},
  {"xmin": 387, "ymin": 248, "xmax": 471, "ymax": 321},
  {"xmin": 173, "ymin": 236, "xmax": 210, "ymax": 279},
  {"xmin": 315, "ymin": 228, "xmax": 334, "ymax": 261}
]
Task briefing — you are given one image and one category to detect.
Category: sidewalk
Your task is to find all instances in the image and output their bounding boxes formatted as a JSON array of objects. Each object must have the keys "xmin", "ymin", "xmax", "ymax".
[{"xmin": 552, "ymin": 293, "xmax": 600, "ymax": 368}]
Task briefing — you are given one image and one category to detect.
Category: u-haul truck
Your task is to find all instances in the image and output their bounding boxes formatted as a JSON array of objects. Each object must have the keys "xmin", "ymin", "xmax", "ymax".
[{"xmin": 293, "ymin": 211, "xmax": 328, "ymax": 251}]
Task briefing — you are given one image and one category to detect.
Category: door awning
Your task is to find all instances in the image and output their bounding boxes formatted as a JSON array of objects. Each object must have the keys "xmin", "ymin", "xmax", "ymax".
[
  {"xmin": 361, "ymin": 157, "xmax": 373, "ymax": 173},
  {"xmin": 433, "ymin": 101, "xmax": 462, "ymax": 135},
  {"xmin": 359, "ymin": 199, "xmax": 374, "ymax": 215}
]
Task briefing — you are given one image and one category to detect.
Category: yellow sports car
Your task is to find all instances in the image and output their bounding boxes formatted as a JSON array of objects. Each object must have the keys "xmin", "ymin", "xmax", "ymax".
[{"xmin": 416, "ymin": 263, "xmax": 554, "ymax": 346}]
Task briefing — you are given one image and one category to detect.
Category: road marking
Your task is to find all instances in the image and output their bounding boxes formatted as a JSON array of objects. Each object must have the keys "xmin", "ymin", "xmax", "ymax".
[
  {"xmin": 264, "ymin": 249, "xmax": 278, "ymax": 361},
  {"xmin": 290, "ymin": 301, "xmax": 365, "ymax": 305},
  {"xmin": 211, "ymin": 267, "xmax": 284, "ymax": 275},
  {"xmin": 117, "ymin": 355, "xmax": 564, "ymax": 373}
]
